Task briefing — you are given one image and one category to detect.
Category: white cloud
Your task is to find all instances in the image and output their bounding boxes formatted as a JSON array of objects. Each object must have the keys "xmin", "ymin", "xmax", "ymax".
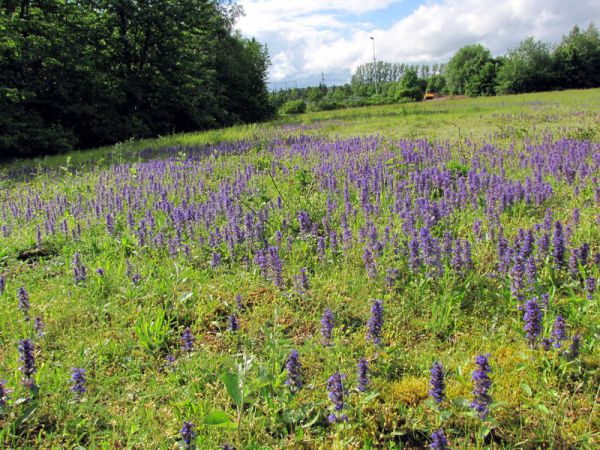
[{"xmin": 236, "ymin": 0, "xmax": 600, "ymax": 85}]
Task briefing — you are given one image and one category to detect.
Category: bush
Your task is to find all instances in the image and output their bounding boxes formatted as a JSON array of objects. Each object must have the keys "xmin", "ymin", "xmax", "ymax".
[
  {"xmin": 280, "ymin": 100, "xmax": 307, "ymax": 114},
  {"xmin": 395, "ymin": 87, "xmax": 423, "ymax": 102}
]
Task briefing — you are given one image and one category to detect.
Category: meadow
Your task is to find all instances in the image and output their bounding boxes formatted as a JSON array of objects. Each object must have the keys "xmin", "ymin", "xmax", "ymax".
[{"xmin": 0, "ymin": 89, "xmax": 599, "ymax": 449}]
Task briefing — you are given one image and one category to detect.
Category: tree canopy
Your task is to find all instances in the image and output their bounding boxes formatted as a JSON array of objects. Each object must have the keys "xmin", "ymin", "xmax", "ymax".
[{"xmin": 0, "ymin": 0, "xmax": 273, "ymax": 158}]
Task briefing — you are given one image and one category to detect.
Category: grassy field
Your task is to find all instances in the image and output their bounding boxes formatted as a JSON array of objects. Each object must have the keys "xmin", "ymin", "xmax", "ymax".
[{"xmin": 0, "ymin": 89, "xmax": 599, "ymax": 449}]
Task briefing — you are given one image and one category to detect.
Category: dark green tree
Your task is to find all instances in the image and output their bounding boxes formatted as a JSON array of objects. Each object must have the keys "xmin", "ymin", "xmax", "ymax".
[
  {"xmin": 495, "ymin": 37, "xmax": 554, "ymax": 94},
  {"xmin": 446, "ymin": 44, "xmax": 496, "ymax": 96},
  {"xmin": 553, "ymin": 24, "xmax": 600, "ymax": 89}
]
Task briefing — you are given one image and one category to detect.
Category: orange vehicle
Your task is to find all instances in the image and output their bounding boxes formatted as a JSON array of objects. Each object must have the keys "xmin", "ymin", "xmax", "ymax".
[{"xmin": 424, "ymin": 89, "xmax": 435, "ymax": 100}]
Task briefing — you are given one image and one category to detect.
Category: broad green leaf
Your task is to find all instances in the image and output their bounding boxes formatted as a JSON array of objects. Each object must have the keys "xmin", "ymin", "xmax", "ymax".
[
  {"xmin": 222, "ymin": 372, "xmax": 243, "ymax": 406},
  {"xmin": 204, "ymin": 410, "xmax": 232, "ymax": 425}
]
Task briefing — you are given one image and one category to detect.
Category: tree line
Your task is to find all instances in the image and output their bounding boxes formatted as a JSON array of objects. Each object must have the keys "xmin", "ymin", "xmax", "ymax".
[
  {"xmin": 0, "ymin": 0, "xmax": 273, "ymax": 158},
  {"xmin": 272, "ymin": 24, "xmax": 600, "ymax": 113}
]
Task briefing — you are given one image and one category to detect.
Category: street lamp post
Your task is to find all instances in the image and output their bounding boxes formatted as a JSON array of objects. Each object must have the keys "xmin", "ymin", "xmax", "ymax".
[{"xmin": 370, "ymin": 36, "xmax": 378, "ymax": 95}]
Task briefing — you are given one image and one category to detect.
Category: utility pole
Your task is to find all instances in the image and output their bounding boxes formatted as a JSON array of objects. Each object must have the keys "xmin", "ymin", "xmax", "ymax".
[{"xmin": 370, "ymin": 36, "xmax": 378, "ymax": 95}]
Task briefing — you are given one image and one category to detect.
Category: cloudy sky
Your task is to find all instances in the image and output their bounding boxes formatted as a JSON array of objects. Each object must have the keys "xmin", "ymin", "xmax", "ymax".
[{"xmin": 235, "ymin": 0, "xmax": 600, "ymax": 87}]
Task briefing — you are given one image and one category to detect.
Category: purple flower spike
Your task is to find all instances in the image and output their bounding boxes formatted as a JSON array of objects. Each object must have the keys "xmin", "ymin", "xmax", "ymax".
[
  {"xmin": 357, "ymin": 358, "xmax": 369, "ymax": 392},
  {"xmin": 0, "ymin": 379, "xmax": 10, "ymax": 408},
  {"xmin": 0, "ymin": 274, "xmax": 5, "ymax": 295},
  {"xmin": 429, "ymin": 361, "xmax": 445, "ymax": 403},
  {"xmin": 367, "ymin": 299, "xmax": 384, "ymax": 344},
  {"xmin": 471, "ymin": 354, "xmax": 492, "ymax": 419},
  {"xmin": 70, "ymin": 368, "xmax": 87, "ymax": 397},
  {"xmin": 551, "ymin": 315, "xmax": 567, "ymax": 348},
  {"xmin": 430, "ymin": 428, "xmax": 449, "ymax": 450},
  {"xmin": 321, "ymin": 308, "xmax": 334, "ymax": 346},
  {"xmin": 285, "ymin": 350, "xmax": 302, "ymax": 392},
  {"xmin": 523, "ymin": 298, "xmax": 543, "ymax": 347},
  {"xmin": 72, "ymin": 252, "xmax": 87, "ymax": 283},
  {"xmin": 18, "ymin": 338, "xmax": 36, "ymax": 389},
  {"xmin": 181, "ymin": 328, "xmax": 195, "ymax": 352},
  {"xmin": 585, "ymin": 277, "xmax": 596, "ymax": 300},
  {"xmin": 17, "ymin": 286, "xmax": 30, "ymax": 321},
  {"xmin": 34, "ymin": 316, "xmax": 45, "ymax": 337},
  {"xmin": 327, "ymin": 372, "xmax": 348, "ymax": 423},
  {"xmin": 180, "ymin": 421, "xmax": 196, "ymax": 450},
  {"xmin": 228, "ymin": 314, "xmax": 239, "ymax": 332},
  {"xmin": 567, "ymin": 334, "xmax": 581, "ymax": 360}
]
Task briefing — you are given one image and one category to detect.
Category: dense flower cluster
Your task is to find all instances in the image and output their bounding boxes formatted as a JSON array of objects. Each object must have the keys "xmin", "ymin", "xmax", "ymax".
[
  {"xmin": 285, "ymin": 350, "xmax": 302, "ymax": 392},
  {"xmin": 180, "ymin": 421, "xmax": 196, "ymax": 450},
  {"xmin": 17, "ymin": 286, "xmax": 30, "ymax": 321},
  {"xmin": 321, "ymin": 308, "xmax": 334, "ymax": 346},
  {"xmin": 70, "ymin": 368, "xmax": 87, "ymax": 397},
  {"xmin": 327, "ymin": 372, "xmax": 348, "ymax": 423},
  {"xmin": 18, "ymin": 338, "xmax": 36, "ymax": 389},
  {"xmin": 471, "ymin": 354, "xmax": 492, "ymax": 419},
  {"xmin": 367, "ymin": 300, "xmax": 384, "ymax": 344},
  {"xmin": 357, "ymin": 358, "xmax": 369, "ymax": 393},
  {"xmin": 429, "ymin": 361, "xmax": 445, "ymax": 404}
]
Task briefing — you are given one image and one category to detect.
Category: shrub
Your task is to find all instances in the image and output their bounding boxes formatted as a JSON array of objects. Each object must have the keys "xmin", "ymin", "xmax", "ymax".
[{"xmin": 280, "ymin": 100, "xmax": 307, "ymax": 114}]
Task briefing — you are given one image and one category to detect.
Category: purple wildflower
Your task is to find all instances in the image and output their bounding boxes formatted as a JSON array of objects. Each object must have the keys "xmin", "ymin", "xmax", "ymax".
[
  {"xmin": 295, "ymin": 267, "xmax": 310, "ymax": 295},
  {"xmin": 327, "ymin": 372, "xmax": 349, "ymax": 423},
  {"xmin": 72, "ymin": 252, "xmax": 87, "ymax": 283},
  {"xmin": 430, "ymin": 428, "xmax": 449, "ymax": 450},
  {"xmin": 228, "ymin": 314, "xmax": 239, "ymax": 332},
  {"xmin": 429, "ymin": 361, "xmax": 445, "ymax": 404},
  {"xmin": 0, "ymin": 379, "xmax": 10, "ymax": 409},
  {"xmin": 367, "ymin": 299, "xmax": 384, "ymax": 344},
  {"xmin": 0, "ymin": 274, "xmax": 5, "ymax": 295},
  {"xmin": 18, "ymin": 338, "xmax": 36, "ymax": 389},
  {"xmin": 17, "ymin": 286, "xmax": 30, "ymax": 321},
  {"xmin": 268, "ymin": 246, "xmax": 284, "ymax": 288},
  {"xmin": 551, "ymin": 315, "xmax": 567, "ymax": 348},
  {"xmin": 471, "ymin": 354, "xmax": 492, "ymax": 419},
  {"xmin": 96, "ymin": 268, "xmax": 105, "ymax": 276},
  {"xmin": 567, "ymin": 334, "xmax": 581, "ymax": 360},
  {"xmin": 235, "ymin": 294, "xmax": 244, "ymax": 310},
  {"xmin": 552, "ymin": 221, "xmax": 565, "ymax": 268},
  {"xmin": 363, "ymin": 247, "xmax": 377, "ymax": 278},
  {"xmin": 34, "ymin": 316, "xmax": 45, "ymax": 337},
  {"xmin": 321, "ymin": 308, "xmax": 334, "ymax": 346},
  {"xmin": 211, "ymin": 252, "xmax": 222, "ymax": 268},
  {"xmin": 181, "ymin": 328, "xmax": 195, "ymax": 352},
  {"xmin": 180, "ymin": 421, "xmax": 196, "ymax": 450},
  {"xmin": 523, "ymin": 298, "xmax": 543, "ymax": 347},
  {"xmin": 357, "ymin": 358, "xmax": 369, "ymax": 392},
  {"xmin": 585, "ymin": 277, "xmax": 596, "ymax": 300},
  {"xmin": 541, "ymin": 338, "xmax": 553, "ymax": 351},
  {"xmin": 164, "ymin": 355, "xmax": 176, "ymax": 372},
  {"xmin": 285, "ymin": 350, "xmax": 302, "ymax": 392},
  {"xmin": 70, "ymin": 368, "xmax": 87, "ymax": 397}
]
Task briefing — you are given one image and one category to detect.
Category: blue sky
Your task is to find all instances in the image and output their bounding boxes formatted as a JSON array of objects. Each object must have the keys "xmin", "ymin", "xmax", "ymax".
[{"xmin": 236, "ymin": 0, "xmax": 600, "ymax": 88}]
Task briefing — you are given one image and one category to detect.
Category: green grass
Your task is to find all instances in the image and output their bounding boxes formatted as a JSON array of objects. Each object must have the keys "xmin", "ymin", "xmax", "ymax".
[{"xmin": 0, "ymin": 89, "xmax": 599, "ymax": 449}]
